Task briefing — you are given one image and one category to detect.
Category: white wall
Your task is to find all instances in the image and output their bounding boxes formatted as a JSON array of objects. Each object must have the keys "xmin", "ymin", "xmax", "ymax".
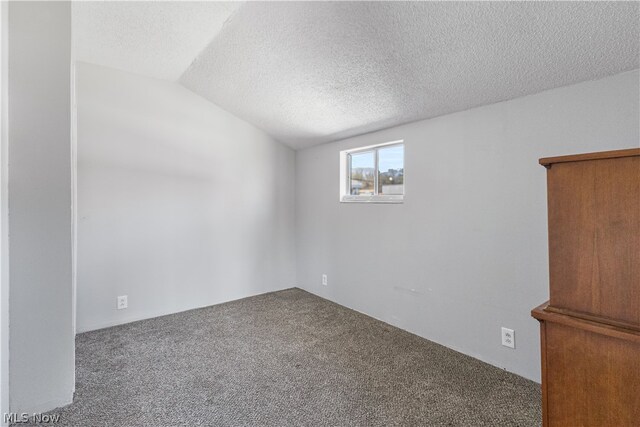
[
  {"xmin": 76, "ymin": 63, "xmax": 296, "ymax": 332},
  {"xmin": 8, "ymin": 2, "xmax": 74, "ymax": 413},
  {"xmin": 295, "ymin": 70, "xmax": 640, "ymax": 382}
]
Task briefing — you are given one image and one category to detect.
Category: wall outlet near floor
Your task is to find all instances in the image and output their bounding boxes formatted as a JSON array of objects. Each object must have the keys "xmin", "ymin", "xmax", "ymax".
[
  {"xmin": 322, "ymin": 274, "xmax": 328, "ymax": 286},
  {"xmin": 117, "ymin": 295, "xmax": 128, "ymax": 310},
  {"xmin": 501, "ymin": 327, "xmax": 515, "ymax": 349}
]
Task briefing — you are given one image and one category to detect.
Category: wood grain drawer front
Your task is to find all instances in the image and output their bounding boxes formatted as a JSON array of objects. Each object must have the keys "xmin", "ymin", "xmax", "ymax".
[
  {"xmin": 546, "ymin": 155, "xmax": 640, "ymax": 327},
  {"xmin": 543, "ymin": 321, "xmax": 640, "ymax": 427}
]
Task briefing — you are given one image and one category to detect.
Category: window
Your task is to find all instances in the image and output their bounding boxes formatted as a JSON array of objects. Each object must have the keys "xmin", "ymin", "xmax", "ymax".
[{"xmin": 340, "ymin": 141, "xmax": 404, "ymax": 203}]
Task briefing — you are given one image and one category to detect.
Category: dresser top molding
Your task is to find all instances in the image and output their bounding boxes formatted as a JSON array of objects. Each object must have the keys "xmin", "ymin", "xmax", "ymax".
[
  {"xmin": 539, "ymin": 148, "xmax": 640, "ymax": 168},
  {"xmin": 532, "ymin": 302, "xmax": 640, "ymax": 344}
]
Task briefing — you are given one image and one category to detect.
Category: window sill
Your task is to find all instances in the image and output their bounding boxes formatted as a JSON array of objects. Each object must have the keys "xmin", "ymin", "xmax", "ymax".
[{"xmin": 340, "ymin": 196, "xmax": 404, "ymax": 204}]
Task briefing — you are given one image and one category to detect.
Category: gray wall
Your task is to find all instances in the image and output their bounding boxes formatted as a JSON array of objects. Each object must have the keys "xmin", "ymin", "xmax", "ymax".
[
  {"xmin": 8, "ymin": 2, "xmax": 74, "ymax": 413},
  {"xmin": 76, "ymin": 63, "xmax": 296, "ymax": 332},
  {"xmin": 295, "ymin": 70, "xmax": 640, "ymax": 382},
  {"xmin": 0, "ymin": 1, "xmax": 9, "ymax": 422}
]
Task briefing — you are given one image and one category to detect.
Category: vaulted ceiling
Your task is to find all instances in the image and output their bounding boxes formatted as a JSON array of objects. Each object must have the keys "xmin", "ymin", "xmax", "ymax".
[
  {"xmin": 72, "ymin": 2, "xmax": 240, "ymax": 81},
  {"xmin": 73, "ymin": 1, "xmax": 640, "ymax": 150}
]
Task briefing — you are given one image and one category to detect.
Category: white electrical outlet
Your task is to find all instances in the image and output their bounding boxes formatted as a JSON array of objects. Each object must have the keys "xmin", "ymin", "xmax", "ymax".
[
  {"xmin": 321, "ymin": 274, "xmax": 328, "ymax": 286},
  {"xmin": 117, "ymin": 295, "xmax": 128, "ymax": 310},
  {"xmin": 501, "ymin": 327, "xmax": 515, "ymax": 348}
]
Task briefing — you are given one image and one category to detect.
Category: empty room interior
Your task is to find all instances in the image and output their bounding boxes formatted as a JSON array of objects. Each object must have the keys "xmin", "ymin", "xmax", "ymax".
[{"xmin": 0, "ymin": 1, "xmax": 639, "ymax": 426}]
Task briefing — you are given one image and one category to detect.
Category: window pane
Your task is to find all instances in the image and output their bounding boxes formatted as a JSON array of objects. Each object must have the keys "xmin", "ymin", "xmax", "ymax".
[
  {"xmin": 378, "ymin": 145, "xmax": 404, "ymax": 195},
  {"xmin": 349, "ymin": 151, "xmax": 375, "ymax": 195}
]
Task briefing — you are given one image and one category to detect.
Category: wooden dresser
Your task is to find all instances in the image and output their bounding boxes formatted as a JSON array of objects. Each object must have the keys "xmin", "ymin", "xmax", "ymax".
[{"xmin": 531, "ymin": 148, "xmax": 640, "ymax": 427}]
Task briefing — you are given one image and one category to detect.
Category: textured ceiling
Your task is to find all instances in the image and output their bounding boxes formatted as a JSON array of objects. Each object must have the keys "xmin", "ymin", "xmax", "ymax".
[
  {"xmin": 73, "ymin": 2, "xmax": 640, "ymax": 150},
  {"xmin": 180, "ymin": 1, "xmax": 640, "ymax": 149},
  {"xmin": 72, "ymin": 1, "xmax": 240, "ymax": 81}
]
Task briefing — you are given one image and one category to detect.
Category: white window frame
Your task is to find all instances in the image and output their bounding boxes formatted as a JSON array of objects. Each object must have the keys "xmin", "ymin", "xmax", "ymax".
[{"xmin": 340, "ymin": 140, "xmax": 404, "ymax": 204}]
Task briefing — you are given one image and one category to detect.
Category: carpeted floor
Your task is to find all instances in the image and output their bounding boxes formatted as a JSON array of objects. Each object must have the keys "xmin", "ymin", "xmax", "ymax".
[{"xmin": 24, "ymin": 288, "xmax": 541, "ymax": 426}]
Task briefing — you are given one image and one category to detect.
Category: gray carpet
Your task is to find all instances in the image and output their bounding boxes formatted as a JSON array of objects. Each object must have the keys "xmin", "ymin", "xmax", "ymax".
[{"xmin": 25, "ymin": 288, "xmax": 541, "ymax": 426}]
